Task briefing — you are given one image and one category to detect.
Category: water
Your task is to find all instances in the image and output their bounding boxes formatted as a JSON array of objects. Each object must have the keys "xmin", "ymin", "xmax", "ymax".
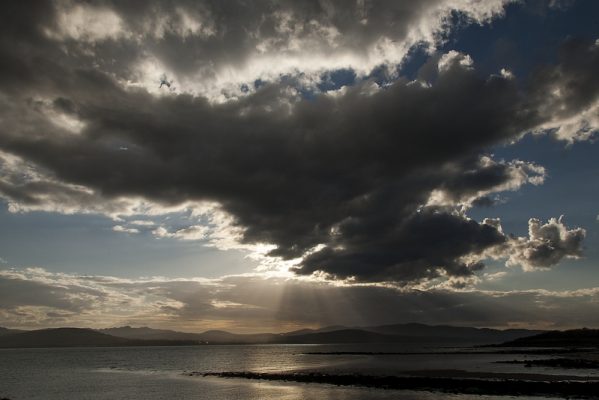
[{"xmin": 0, "ymin": 344, "xmax": 584, "ymax": 399}]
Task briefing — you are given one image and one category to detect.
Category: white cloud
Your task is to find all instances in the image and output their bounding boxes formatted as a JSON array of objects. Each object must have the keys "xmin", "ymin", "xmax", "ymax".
[
  {"xmin": 480, "ymin": 216, "xmax": 586, "ymax": 272},
  {"xmin": 438, "ymin": 50, "xmax": 474, "ymax": 72},
  {"xmin": 147, "ymin": 6, "xmax": 215, "ymax": 39},
  {"xmin": 152, "ymin": 225, "xmax": 209, "ymax": 241},
  {"xmin": 499, "ymin": 68, "xmax": 514, "ymax": 80},
  {"xmin": 506, "ymin": 216, "xmax": 586, "ymax": 271},
  {"xmin": 534, "ymin": 100, "xmax": 599, "ymax": 143},
  {"xmin": 129, "ymin": 220, "xmax": 155, "ymax": 227},
  {"xmin": 48, "ymin": 2, "xmax": 127, "ymax": 42},
  {"xmin": 112, "ymin": 225, "xmax": 140, "ymax": 234}
]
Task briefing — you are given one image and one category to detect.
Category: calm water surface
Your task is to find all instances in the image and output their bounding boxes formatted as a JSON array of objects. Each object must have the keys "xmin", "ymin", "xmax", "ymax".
[{"xmin": 0, "ymin": 344, "xmax": 581, "ymax": 399}]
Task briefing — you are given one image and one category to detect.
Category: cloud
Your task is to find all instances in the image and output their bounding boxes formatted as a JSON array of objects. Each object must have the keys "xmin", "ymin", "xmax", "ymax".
[
  {"xmin": 129, "ymin": 220, "xmax": 155, "ymax": 226},
  {"xmin": 0, "ymin": 268, "xmax": 107, "ymax": 314},
  {"xmin": 425, "ymin": 156, "xmax": 545, "ymax": 209},
  {"xmin": 529, "ymin": 38, "xmax": 599, "ymax": 142},
  {"xmin": 534, "ymin": 99, "xmax": 599, "ymax": 143},
  {"xmin": 152, "ymin": 225, "xmax": 209, "ymax": 241},
  {"xmin": 0, "ymin": 2, "xmax": 597, "ymax": 285},
  {"xmin": 2, "ymin": 267, "xmax": 599, "ymax": 331},
  {"xmin": 295, "ymin": 209, "xmax": 505, "ymax": 283},
  {"xmin": 437, "ymin": 50, "xmax": 474, "ymax": 72},
  {"xmin": 35, "ymin": 0, "xmax": 512, "ymax": 100},
  {"xmin": 112, "ymin": 225, "xmax": 140, "ymax": 234},
  {"xmin": 505, "ymin": 216, "xmax": 586, "ymax": 271},
  {"xmin": 49, "ymin": 2, "xmax": 127, "ymax": 42}
]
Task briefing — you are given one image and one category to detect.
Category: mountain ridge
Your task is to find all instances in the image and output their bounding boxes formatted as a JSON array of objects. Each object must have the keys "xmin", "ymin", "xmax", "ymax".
[
  {"xmin": 0, "ymin": 323, "xmax": 545, "ymax": 348},
  {"xmin": 0, "ymin": 327, "xmax": 199, "ymax": 348}
]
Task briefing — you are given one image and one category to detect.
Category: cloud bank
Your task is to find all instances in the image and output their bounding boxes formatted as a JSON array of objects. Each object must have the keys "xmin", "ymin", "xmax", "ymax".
[
  {"xmin": 0, "ymin": 1, "xmax": 597, "ymax": 286},
  {"xmin": 2, "ymin": 268, "xmax": 599, "ymax": 332}
]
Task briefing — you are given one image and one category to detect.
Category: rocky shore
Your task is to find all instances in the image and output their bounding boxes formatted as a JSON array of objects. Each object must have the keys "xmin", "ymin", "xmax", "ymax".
[
  {"xmin": 194, "ymin": 371, "xmax": 599, "ymax": 399},
  {"xmin": 498, "ymin": 358, "xmax": 599, "ymax": 369}
]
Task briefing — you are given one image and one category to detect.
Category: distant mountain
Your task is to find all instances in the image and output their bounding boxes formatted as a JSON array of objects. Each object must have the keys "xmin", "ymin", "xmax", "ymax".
[
  {"xmin": 278, "ymin": 325, "xmax": 542, "ymax": 345},
  {"xmin": 0, "ymin": 328, "xmax": 199, "ymax": 348},
  {"xmin": 280, "ymin": 329, "xmax": 399, "ymax": 344},
  {"xmin": 104, "ymin": 324, "xmax": 541, "ymax": 345},
  {"xmin": 0, "ymin": 327, "xmax": 26, "ymax": 336},
  {"xmin": 499, "ymin": 328, "xmax": 599, "ymax": 347},
  {"xmin": 196, "ymin": 330, "xmax": 280, "ymax": 344},
  {"xmin": 0, "ymin": 323, "xmax": 542, "ymax": 348},
  {"xmin": 283, "ymin": 325, "xmax": 348, "ymax": 336},
  {"xmin": 102, "ymin": 326, "xmax": 279, "ymax": 344},
  {"xmin": 103, "ymin": 326, "xmax": 396, "ymax": 344},
  {"xmin": 281, "ymin": 328, "xmax": 315, "ymax": 336},
  {"xmin": 100, "ymin": 326, "xmax": 202, "ymax": 341},
  {"xmin": 103, "ymin": 326, "xmax": 430, "ymax": 344},
  {"xmin": 363, "ymin": 323, "xmax": 543, "ymax": 344}
]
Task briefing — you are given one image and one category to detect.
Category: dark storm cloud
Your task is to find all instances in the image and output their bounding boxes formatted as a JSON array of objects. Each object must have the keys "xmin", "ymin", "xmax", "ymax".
[
  {"xmin": 297, "ymin": 208, "xmax": 504, "ymax": 282},
  {"xmin": 0, "ymin": 1, "xmax": 596, "ymax": 284},
  {"xmin": 0, "ymin": 0, "xmax": 514, "ymax": 100}
]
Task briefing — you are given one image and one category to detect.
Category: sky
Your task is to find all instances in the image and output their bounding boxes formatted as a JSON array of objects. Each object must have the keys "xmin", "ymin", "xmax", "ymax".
[{"xmin": 0, "ymin": 0, "xmax": 598, "ymax": 333}]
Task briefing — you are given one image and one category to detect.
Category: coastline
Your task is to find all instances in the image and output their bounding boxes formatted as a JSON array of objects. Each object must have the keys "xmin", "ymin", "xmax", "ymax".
[{"xmin": 194, "ymin": 371, "xmax": 599, "ymax": 399}]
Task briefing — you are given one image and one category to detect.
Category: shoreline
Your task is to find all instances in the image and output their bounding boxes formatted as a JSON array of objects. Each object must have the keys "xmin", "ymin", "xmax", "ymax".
[
  {"xmin": 193, "ymin": 371, "xmax": 599, "ymax": 398},
  {"xmin": 300, "ymin": 348, "xmax": 590, "ymax": 356},
  {"xmin": 497, "ymin": 358, "xmax": 599, "ymax": 369}
]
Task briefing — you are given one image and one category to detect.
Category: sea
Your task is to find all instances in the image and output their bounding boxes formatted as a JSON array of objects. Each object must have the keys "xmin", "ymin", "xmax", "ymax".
[{"xmin": 1, "ymin": 343, "xmax": 594, "ymax": 400}]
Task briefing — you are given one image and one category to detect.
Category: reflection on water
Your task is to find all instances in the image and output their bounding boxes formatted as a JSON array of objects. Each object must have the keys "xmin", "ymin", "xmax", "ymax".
[{"xmin": 0, "ymin": 344, "xmax": 583, "ymax": 399}]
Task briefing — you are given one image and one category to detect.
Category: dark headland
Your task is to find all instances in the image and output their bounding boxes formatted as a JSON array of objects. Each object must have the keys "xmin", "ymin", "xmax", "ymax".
[{"xmin": 499, "ymin": 328, "xmax": 599, "ymax": 348}]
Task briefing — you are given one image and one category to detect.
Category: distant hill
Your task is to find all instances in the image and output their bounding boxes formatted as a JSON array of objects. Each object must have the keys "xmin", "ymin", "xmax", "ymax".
[
  {"xmin": 0, "ymin": 327, "xmax": 26, "ymax": 336},
  {"xmin": 100, "ymin": 326, "xmax": 202, "ymax": 341},
  {"xmin": 282, "ymin": 325, "xmax": 348, "ymax": 336},
  {"xmin": 280, "ymin": 329, "xmax": 399, "ymax": 344},
  {"xmin": 278, "ymin": 325, "xmax": 541, "ymax": 345},
  {"xmin": 499, "ymin": 328, "xmax": 599, "ymax": 347},
  {"xmin": 100, "ymin": 326, "xmax": 408, "ymax": 344},
  {"xmin": 363, "ymin": 323, "xmax": 543, "ymax": 344},
  {"xmin": 103, "ymin": 324, "xmax": 541, "ymax": 345},
  {"xmin": 0, "ymin": 323, "xmax": 543, "ymax": 347},
  {"xmin": 196, "ymin": 330, "xmax": 279, "ymax": 344},
  {"xmin": 0, "ymin": 328, "xmax": 199, "ymax": 348},
  {"xmin": 102, "ymin": 326, "xmax": 280, "ymax": 344}
]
